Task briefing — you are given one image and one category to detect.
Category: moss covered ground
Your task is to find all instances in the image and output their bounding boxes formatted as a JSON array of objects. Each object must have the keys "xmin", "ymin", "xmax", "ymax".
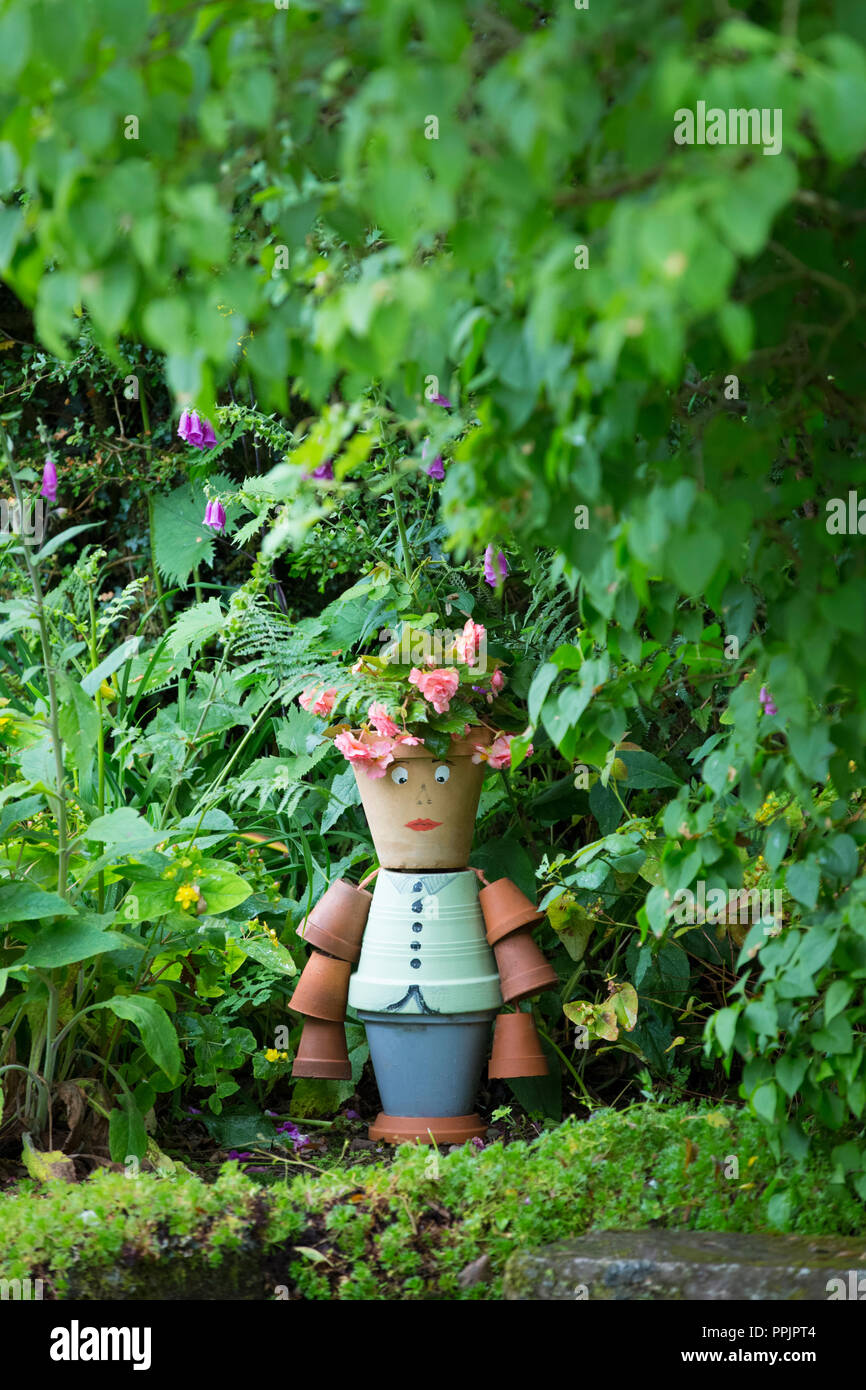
[{"xmin": 1, "ymin": 1103, "xmax": 864, "ymax": 1300}]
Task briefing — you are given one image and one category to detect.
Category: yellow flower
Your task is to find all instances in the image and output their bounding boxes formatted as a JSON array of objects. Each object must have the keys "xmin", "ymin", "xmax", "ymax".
[
  {"xmin": 265, "ymin": 1048, "xmax": 280, "ymax": 1063},
  {"xmin": 174, "ymin": 882, "xmax": 199, "ymax": 910},
  {"xmin": 280, "ymin": 1051, "xmax": 288, "ymax": 1061},
  {"xmin": 98, "ymin": 679, "xmax": 116, "ymax": 702}
]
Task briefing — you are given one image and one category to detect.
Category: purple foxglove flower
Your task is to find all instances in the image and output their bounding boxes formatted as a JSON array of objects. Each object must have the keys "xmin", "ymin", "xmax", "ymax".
[
  {"xmin": 426, "ymin": 454, "xmax": 445, "ymax": 480},
  {"xmin": 40, "ymin": 456, "xmax": 58, "ymax": 503},
  {"xmin": 203, "ymin": 499, "xmax": 226, "ymax": 534},
  {"xmin": 305, "ymin": 458, "xmax": 334, "ymax": 481},
  {"xmin": 179, "ymin": 410, "xmax": 215, "ymax": 449},
  {"xmin": 483, "ymin": 544, "xmax": 508, "ymax": 588},
  {"xmin": 759, "ymin": 685, "xmax": 778, "ymax": 717},
  {"xmin": 430, "ymin": 393, "xmax": 452, "ymax": 408}
]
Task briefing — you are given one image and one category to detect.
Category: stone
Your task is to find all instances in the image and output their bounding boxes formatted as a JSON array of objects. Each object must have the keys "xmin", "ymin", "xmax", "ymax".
[{"xmin": 503, "ymin": 1229, "xmax": 866, "ymax": 1301}]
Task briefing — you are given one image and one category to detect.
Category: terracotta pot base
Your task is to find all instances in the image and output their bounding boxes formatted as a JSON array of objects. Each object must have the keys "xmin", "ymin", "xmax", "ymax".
[
  {"xmin": 488, "ymin": 1012, "xmax": 549, "ymax": 1078},
  {"xmin": 292, "ymin": 1017, "xmax": 352, "ymax": 1079},
  {"xmin": 368, "ymin": 1112, "xmax": 488, "ymax": 1145}
]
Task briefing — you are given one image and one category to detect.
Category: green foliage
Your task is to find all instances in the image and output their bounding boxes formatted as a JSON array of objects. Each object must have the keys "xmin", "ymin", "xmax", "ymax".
[{"xmin": 2, "ymin": 1, "xmax": 866, "ymax": 1190}]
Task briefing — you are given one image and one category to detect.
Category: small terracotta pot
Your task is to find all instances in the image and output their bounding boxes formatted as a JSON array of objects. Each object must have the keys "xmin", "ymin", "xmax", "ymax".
[
  {"xmin": 488, "ymin": 1012, "xmax": 549, "ymax": 1078},
  {"xmin": 289, "ymin": 951, "xmax": 352, "ymax": 1021},
  {"xmin": 479, "ymin": 877, "xmax": 545, "ymax": 945},
  {"xmin": 300, "ymin": 879, "xmax": 372, "ymax": 963},
  {"xmin": 493, "ymin": 928, "xmax": 558, "ymax": 1003},
  {"xmin": 292, "ymin": 1018, "xmax": 352, "ymax": 1079},
  {"xmin": 351, "ymin": 727, "xmax": 491, "ymax": 871}
]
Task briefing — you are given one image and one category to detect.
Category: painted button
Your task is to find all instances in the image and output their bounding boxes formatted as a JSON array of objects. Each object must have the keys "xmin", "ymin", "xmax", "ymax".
[
  {"xmin": 410, "ymin": 959, "xmax": 421, "ymax": 969},
  {"xmin": 411, "ymin": 923, "xmax": 422, "ymax": 934},
  {"xmin": 410, "ymin": 942, "xmax": 421, "ymax": 951},
  {"xmin": 413, "ymin": 881, "xmax": 423, "ymax": 891},
  {"xmin": 411, "ymin": 900, "xmax": 423, "ymax": 913}
]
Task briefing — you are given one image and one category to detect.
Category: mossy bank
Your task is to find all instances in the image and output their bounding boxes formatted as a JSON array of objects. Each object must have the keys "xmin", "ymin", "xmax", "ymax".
[{"xmin": 2, "ymin": 1104, "xmax": 864, "ymax": 1301}]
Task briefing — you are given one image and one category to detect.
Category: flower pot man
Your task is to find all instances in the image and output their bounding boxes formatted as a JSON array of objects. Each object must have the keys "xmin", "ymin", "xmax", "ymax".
[{"xmin": 287, "ymin": 619, "xmax": 558, "ymax": 1144}]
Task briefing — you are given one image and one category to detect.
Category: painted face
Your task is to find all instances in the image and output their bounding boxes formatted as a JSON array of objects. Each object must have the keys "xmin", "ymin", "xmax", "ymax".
[{"xmin": 353, "ymin": 752, "xmax": 485, "ymax": 869}]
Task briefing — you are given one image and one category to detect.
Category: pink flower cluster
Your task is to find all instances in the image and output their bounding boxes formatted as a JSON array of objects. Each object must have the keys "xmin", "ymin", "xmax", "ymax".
[
  {"xmin": 335, "ymin": 708, "xmax": 425, "ymax": 779},
  {"xmin": 453, "ymin": 618, "xmax": 485, "ymax": 666},
  {"xmin": 472, "ymin": 732, "xmax": 532, "ymax": 771},
  {"xmin": 409, "ymin": 666, "xmax": 460, "ymax": 713},
  {"xmin": 298, "ymin": 685, "xmax": 338, "ymax": 718}
]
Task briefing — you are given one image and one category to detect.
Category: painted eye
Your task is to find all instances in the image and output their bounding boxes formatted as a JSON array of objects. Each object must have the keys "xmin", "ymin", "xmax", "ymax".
[
  {"xmin": 391, "ymin": 766, "xmax": 409, "ymax": 785},
  {"xmin": 434, "ymin": 764, "xmax": 450, "ymax": 784}
]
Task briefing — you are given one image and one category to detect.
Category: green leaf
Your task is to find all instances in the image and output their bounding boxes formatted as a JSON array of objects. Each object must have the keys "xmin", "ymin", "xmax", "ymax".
[
  {"xmin": 764, "ymin": 820, "xmax": 789, "ymax": 873},
  {"xmin": 31, "ymin": 523, "xmax": 102, "ymax": 565},
  {"xmin": 712, "ymin": 1005, "xmax": 740, "ymax": 1054},
  {"xmin": 786, "ymin": 860, "xmax": 820, "ymax": 909},
  {"xmin": 96, "ymin": 995, "xmax": 182, "ymax": 1082},
  {"xmin": 80, "ymin": 637, "xmax": 142, "ymax": 697},
  {"xmin": 824, "ymin": 980, "xmax": 853, "ymax": 1023},
  {"xmin": 0, "ymin": 883, "xmax": 76, "ymax": 924},
  {"xmin": 20, "ymin": 919, "xmax": 128, "ymax": 968},
  {"xmin": 240, "ymin": 934, "xmax": 298, "ymax": 977},
  {"xmin": 776, "ymin": 1054, "xmax": 808, "ymax": 1099},
  {"xmin": 166, "ymin": 598, "xmax": 225, "ymax": 660},
  {"xmin": 752, "ymin": 1080, "xmax": 779, "ymax": 1124},
  {"xmin": 84, "ymin": 807, "xmax": 163, "ymax": 851},
  {"xmin": 668, "ymin": 531, "xmax": 723, "ymax": 597},
  {"xmin": 620, "ymin": 749, "xmax": 683, "ymax": 789},
  {"xmin": 108, "ymin": 1096, "xmax": 148, "ymax": 1165}
]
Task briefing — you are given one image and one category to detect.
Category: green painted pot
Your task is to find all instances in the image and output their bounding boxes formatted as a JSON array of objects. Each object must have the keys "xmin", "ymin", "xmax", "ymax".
[{"xmin": 347, "ymin": 868, "xmax": 502, "ymax": 1016}]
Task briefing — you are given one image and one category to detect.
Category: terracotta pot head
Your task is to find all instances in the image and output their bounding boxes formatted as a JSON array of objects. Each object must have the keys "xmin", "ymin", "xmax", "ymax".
[{"xmin": 351, "ymin": 728, "xmax": 491, "ymax": 870}]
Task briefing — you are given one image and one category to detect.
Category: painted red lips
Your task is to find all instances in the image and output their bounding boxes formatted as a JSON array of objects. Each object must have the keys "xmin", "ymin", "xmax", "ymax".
[{"xmin": 405, "ymin": 818, "xmax": 442, "ymax": 832}]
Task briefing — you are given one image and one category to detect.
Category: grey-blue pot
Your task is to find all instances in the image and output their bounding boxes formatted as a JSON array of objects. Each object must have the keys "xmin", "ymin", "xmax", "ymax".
[{"xmin": 357, "ymin": 1009, "xmax": 495, "ymax": 1117}]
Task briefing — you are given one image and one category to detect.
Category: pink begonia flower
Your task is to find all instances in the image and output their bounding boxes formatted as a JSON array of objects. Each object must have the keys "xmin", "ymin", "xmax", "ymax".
[
  {"xmin": 454, "ymin": 617, "xmax": 485, "ymax": 666},
  {"xmin": 473, "ymin": 733, "xmax": 532, "ymax": 770},
  {"xmin": 335, "ymin": 731, "xmax": 395, "ymax": 777},
  {"xmin": 395, "ymin": 733, "xmax": 424, "ymax": 746},
  {"xmin": 368, "ymin": 702, "xmax": 400, "ymax": 737},
  {"xmin": 490, "ymin": 668, "xmax": 505, "ymax": 693},
  {"xmin": 363, "ymin": 736, "xmax": 397, "ymax": 777},
  {"xmin": 759, "ymin": 685, "xmax": 778, "ymax": 717},
  {"xmin": 409, "ymin": 666, "xmax": 460, "ymax": 714},
  {"xmin": 334, "ymin": 730, "xmax": 371, "ymax": 762},
  {"xmin": 483, "ymin": 545, "xmax": 508, "ymax": 587},
  {"xmin": 298, "ymin": 685, "xmax": 338, "ymax": 718},
  {"xmin": 40, "ymin": 457, "xmax": 58, "ymax": 502}
]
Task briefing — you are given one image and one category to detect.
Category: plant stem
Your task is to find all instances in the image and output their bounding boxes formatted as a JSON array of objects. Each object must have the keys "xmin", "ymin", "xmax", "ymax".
[
  {"xmin": 139, "ymin": 382, "xmax": 169, "ymax": 629},
  {"xmin": 87, "ymin": 584, "xmax": 106, "ymax": 911},
  {"xmin": 389, "ymin": 455, "xmax": 415, "ymax": 588},
  {"xmin": 4, "ymin": 433, "xmax": 70, "ymax": 898}
]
